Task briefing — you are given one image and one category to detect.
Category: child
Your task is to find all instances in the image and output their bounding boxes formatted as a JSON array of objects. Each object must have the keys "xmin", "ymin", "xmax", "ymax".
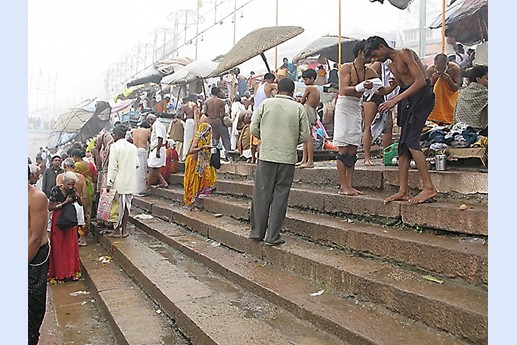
[{"xmin": 297, "ymin": 69, "xmax": 321, "ymax": 169}]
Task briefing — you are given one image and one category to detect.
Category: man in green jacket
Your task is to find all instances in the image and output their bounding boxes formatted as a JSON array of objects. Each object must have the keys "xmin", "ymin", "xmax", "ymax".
[{"xmin": 248, "ymin": 78, "xmax": 310, "ymax": 246}]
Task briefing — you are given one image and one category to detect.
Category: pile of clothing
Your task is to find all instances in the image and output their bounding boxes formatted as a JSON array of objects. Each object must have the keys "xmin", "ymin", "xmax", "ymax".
[{"xmin": 420, "ymin": 122, "xmax": 487, "ymax": 152}]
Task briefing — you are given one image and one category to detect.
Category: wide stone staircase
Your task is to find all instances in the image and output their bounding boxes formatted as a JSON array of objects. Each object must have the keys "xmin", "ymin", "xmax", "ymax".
[{"xmin": 81, "ymin": 161, "xmax": 488, "ymax": 345}]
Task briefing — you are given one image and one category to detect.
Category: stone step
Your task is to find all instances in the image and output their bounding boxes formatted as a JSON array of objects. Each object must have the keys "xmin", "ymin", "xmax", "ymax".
[
  {"xmin": 166, "ymin": 175, "xmax": 488, "ymax": 236},
  {"xmin": 130, "ymin": 197, "xmax": 487, "ymax": 344},
  {"xmin": 79, "ymin": 241, "xmax": 188, "ymax": 345},
  {"xmin": 183, "ymin": 160, "xmax": 488, "ymax": 199},
  {"xmin": 93, "ymin": 225, "xmax": 346, "ymax": 345},
  {"xmin": 113, "ymin": 211, "xmax": 469, "ymax": 345},
  {"xmin": 141, "ymin": 186, "xmax": 487, "ymax": 286}
]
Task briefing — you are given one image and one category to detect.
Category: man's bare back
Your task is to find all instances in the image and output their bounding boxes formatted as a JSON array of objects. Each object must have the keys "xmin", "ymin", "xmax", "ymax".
[
  {"xmin": 132, "ymin": 127, "xmax": 151, "ymax": 149},
  {"xmin": 301, "ymin": 85, "xmax": 320, "ymax": 109},
  {"xmin": 57, "ymin": 172, "xmax": 86, "ymax": 200},
  {"xmin": 204, "ymin": 96, "xmax": 225, "ymax": 119},
  {"xmin": 28, "ymin": 185, "xmax": 49, "ymax": 261}
]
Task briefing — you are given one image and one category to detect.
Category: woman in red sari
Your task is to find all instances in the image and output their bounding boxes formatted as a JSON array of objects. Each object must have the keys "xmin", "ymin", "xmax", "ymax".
[{"xmin": 47, "ymin": 171, "xmax": 82, "ymax": 283}]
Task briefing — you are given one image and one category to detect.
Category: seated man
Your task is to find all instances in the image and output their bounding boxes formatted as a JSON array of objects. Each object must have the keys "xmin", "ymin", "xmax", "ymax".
[
  {"xmin": 453, "ymin": 65, "xmax": 488, "ymax": 133},
  {"xmin": 426, "ymin": 53, "xmax": 461, "ymax": 125}
]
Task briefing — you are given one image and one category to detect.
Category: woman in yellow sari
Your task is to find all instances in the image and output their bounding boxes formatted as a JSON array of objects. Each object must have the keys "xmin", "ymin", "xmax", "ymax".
[{"xmin": 183, "ymin": 122, "xmax": 217, "ymax": 210}]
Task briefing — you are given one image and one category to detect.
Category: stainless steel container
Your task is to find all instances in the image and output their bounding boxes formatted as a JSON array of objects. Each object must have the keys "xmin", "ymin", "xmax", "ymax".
[
  {"xmin": 391, "ymin": 157, "xmax": 399, "ymax": 166},
  {"xmin": 410, "ymin": 160, "xmax": 417, "ymax": 169},
  {"xmin": 435, "ymin": 154, "xmax": 447, "ymax": 171}
]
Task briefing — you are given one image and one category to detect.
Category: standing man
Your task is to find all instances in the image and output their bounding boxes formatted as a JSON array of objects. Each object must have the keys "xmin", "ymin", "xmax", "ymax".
[
  {"xmin": 251, "ymin": 73, "xmax": 278, "ymax": 163},
  {"xmin": 106, "ymin": 125, "xmax": 139, "ymax": 238},
  {"xmin": 28, "ymin": 165, "xmax": 50, "ymax": 345},
  {"xmin": 180, "ymin": 97, "xmax": 199, "ymax": 161},
  {"xmin": 146, "ymin": 114, "xmax": 169, "ymax": 190},
  {"xmin": 365, "ymin": 36, "xmax": 437, "ymax": 204},
  {"xmin": 248, "ymin": 78, "xmax": 310, "ymax": 246},
  {"xmin": 328, "ymin": 63, "xmax": 339, "ymax": 85},
  {"xmin": 131, "ymin": 121, "xmax": 151, "ymax": 195},
  {"xmin": 203, "ymin": 87, "xmax": 226, "ymax": 147},
  {"xmin": 168, "ymin": 114, "xmax": 184, "ymax": 161},
  {"xmin": 41, "ymin": 155, "xmax": 63, "ymax": 197},
  {"xmin": 334, "ymin": 40, "xmax": 377, "ymax": 196}
]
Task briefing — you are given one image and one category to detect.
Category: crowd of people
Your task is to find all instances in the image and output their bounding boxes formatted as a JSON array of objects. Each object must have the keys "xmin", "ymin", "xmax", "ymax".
[{"xmin": 28, "ymin": 33, "xmax": 488, "ymax": 343}]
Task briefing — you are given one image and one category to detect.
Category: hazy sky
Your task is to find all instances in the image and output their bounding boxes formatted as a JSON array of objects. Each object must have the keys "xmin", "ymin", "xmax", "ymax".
[{"xmin": 29, "ymin": 0, "xmax": 442, "ymax": 117}]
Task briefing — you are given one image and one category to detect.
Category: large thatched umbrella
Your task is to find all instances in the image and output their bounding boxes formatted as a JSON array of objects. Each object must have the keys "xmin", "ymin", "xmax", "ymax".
[{"xmin": 207, "ymin": 26, "xmax": 304, "ymax": 78}]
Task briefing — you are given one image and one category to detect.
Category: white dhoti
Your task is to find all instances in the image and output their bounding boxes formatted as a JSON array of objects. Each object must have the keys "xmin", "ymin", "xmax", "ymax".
[
  {"xmin": 115, "ymin": 194, "xmax": 133, "ymax": 229},
  {"xmin": 333, "ymin": 95, "xmax": 362, "ymax": 147},
  {"xmin": 183, "ymin": 118, "xmax": 195, "ymax": 158},
  {"xmin": 136, "ymin": 148, "xmax": 148, "ymax": 193},
  {"xmin": 147, "ymin": 146, "xmax": 166, "ymax": 168}
]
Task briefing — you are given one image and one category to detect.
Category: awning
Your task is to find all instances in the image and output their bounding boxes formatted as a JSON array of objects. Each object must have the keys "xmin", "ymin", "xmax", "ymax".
[
  {"xmin": 429, "ymin": 0, "xmax": 488, "ymax": 46},
  {"xmin": 161, "ymin": 60, "xmax": 218, "ymax": 85},
  {"xmin": 292, "ymin": 35, "xmax": 361, "ymax": 64}
]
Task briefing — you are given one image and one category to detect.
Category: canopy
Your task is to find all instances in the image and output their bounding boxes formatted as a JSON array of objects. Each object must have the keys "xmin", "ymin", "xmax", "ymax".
[
  {"xmin": 126, "ymin": 65, "xmax": 164, "ymax": 88},
  {"xmin": 429, "ymin": 0, "xmax": 488, "ymax": 46},
  {"xmin": 207, "ymin": 26, "xmax": 304, "ymax": 78},
  {"xmin": 161, "ymin": 60, "xmax": 218, "ymax": 85},
  {"xmin": 292, "ymin": 35, "xmax": 361, "ymax": 64},
  {"xmin": 126, "ymin": 57, "xmax": 194, "ymax": 88},
  {"xmin": 48, "ymin": 99, "xmax": 111, "ymax": 148}
]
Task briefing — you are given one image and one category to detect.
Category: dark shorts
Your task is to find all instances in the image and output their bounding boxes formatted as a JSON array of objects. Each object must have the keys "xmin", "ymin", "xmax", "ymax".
[{"xmin": 397, "ymin": 81, "xmax": 435, "ymax": 156}]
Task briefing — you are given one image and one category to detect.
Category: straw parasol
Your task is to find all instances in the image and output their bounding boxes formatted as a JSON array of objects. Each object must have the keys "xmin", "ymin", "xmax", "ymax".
[{"xmin": 207, "ymin": 26, "xmax": 304, "ymax": 78}]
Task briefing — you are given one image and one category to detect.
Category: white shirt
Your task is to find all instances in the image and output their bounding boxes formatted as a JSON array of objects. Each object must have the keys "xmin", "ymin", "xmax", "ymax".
[
  {"xmin": 150, "ymin": 120, "xmax": 167, "ymax": 149},
  {"xmin": 107, "ymin": 138, "xmax": 139, "ymax": 194}
]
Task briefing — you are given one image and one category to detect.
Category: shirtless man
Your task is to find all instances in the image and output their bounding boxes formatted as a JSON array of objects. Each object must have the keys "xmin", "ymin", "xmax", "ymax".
[
  {"xmin": 298, "ymin": 68, "xmax": 320, "ymax": 169},
  {"xmin": 251, "ymin": 73, "xmax": 277, "ymax": 163},
  {"xmin": 425, "ymin": 53, "xmax": 461, "ymax": 125},
  {"xmin": 203, "ymin": 87, "xmax": 226, "ymax": 147},
  {"xmin": 28, "ymin": 165, "xmax": 50, "ymax": 345},
  {"xmin": 365, "ymin": 35, "xmax": 437, "ymax": 204},
  {"xmin": 131, "ymin": 121, "xmax": 151, "ymax": 195},
  {"xmin": 333, "ymin": 40, "xmax": 378, "ymax": 196}
]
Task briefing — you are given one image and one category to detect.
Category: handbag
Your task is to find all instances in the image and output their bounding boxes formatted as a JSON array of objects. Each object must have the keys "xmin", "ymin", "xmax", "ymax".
[
  {"xmin": 210, "ymin": 147, "xmax": 221, "ymax": 169},
  {"xmin": 56, "ymin": 203, "xmax": 78, "ymax": 230},
  {"xmin": 97, "ymin": 188, "xmax": 116, "ymax": 222}
]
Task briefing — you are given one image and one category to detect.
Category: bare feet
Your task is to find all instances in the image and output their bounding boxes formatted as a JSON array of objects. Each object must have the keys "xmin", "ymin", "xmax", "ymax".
[
  {"xmin": 383, "ymin": 191, "xmax": 410, "ymax": 204},
  {"xmin": 352, "ymin": 188, "xmax": 364, "ymax": 195},
  {"xmin": 298, "ymin": 163, "xmax": 314, "ymax": 169},
  {"xmin": 295, "ymin": 161, "xmax": 305, "ymax": 166},
  {"xmin": 409, "ymin": 188, "xmax": 437, "ymax": 204},
  {"xmin": 338, "ymin": 189, "xmax": 360, "ymax": 196},
  {"xmin": 364, "ymin": 159, "xmax": 374, "ymax": 166}
]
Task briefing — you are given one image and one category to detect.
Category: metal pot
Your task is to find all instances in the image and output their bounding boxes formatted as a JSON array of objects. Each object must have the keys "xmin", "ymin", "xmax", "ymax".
[{"xmin": 435, "ymin": 154, "xmax": 447, "ymax": 171}]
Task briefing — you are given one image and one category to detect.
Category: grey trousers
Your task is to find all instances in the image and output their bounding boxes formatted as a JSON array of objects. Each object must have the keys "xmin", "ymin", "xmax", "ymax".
[{"xmin": 249, "ymin": 160, "xmax": 295, "ymax": 243}]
